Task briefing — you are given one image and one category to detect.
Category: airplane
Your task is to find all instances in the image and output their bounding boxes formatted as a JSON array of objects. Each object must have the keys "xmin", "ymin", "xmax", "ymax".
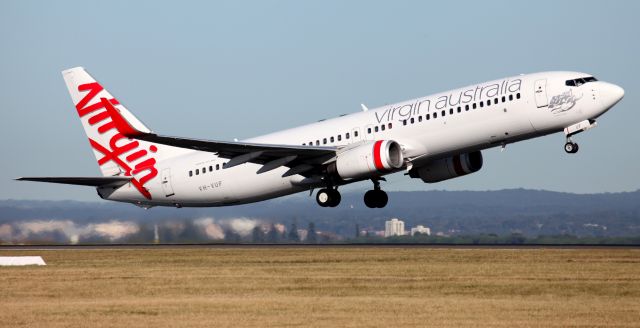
[{"xmin": 17, "ymin": 67, "xmax": 624, "ymax": 209}]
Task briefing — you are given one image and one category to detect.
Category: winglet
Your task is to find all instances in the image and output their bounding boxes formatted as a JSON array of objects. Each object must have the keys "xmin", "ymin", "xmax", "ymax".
[{"xmin": 101, "ymin": 97, "xmax": 147, "ymax": 137}]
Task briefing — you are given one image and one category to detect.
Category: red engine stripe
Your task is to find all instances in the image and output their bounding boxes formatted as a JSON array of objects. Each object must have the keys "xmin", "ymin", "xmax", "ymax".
[
  {"xmin": 373, "ymin": 140, "xmax": 385, "ymax": 171},
  {"xmin": 452, "ymin": 155, "xmax": 465, "ymax": 176}
]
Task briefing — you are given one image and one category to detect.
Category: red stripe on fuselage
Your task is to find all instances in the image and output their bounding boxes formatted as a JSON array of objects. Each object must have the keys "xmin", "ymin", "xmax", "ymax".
[{"xmin": 373, "ymin": 140, "xmax": 385, "ymax": 171}]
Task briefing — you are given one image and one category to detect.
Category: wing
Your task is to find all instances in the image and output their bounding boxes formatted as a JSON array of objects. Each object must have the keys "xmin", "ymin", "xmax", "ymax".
[
  {"xmin": 137, "ymin": 134, "xmax": 337, "ymax": 174},
  {"xmin": 103, "ymin": 97, "xmax": 339, "ymax": 176},
  {"xmin": 15, "ymin": 176, "xmax": 132, "ymax": 187}
]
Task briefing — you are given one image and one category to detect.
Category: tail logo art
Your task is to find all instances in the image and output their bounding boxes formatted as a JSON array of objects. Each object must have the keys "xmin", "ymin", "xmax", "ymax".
[{"xmin": 75, "ymin": 82, "xmax": 158, "ymax": 199}]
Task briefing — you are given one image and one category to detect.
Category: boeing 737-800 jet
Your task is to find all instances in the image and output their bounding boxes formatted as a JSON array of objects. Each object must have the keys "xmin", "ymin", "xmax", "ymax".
[{"xmin": 17, "ymin": 67, "xmax": 624, "ymax": 208}]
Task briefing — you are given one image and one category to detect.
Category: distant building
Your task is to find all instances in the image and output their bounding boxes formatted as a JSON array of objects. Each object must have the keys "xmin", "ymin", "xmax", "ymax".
[
  {"xmin": 297, "ymin": 229, "xmax": 308, "ymax": 241},
  {"xmin": 410, "ymin": 225, "xmax": 431, "ymax": 236},
  {"xmin": 385, "ymin": 218, "xmax": 405, "ymax": 237}
]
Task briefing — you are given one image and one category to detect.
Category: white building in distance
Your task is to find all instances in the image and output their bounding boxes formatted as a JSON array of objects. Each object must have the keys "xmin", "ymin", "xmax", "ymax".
[
  {"xmin": 410, "ymin": 225, "xmax": 431, "ymax": 236},
  {"xmin": 385, "ymin": 218, "xmax": 405, "ymax": 237}
]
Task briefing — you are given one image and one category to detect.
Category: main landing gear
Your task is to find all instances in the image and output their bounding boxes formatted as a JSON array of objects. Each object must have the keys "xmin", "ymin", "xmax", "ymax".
[
  {"xmin": 316, "ymin": 187, "xmax": 341, "ymax": 207},
  {"xmin": 364, "ymin": 178, "xmax": 388, "ymax": 208},
  {"xmin": 315, "ymin": 178, "xmax": 389, "ymax": 208}
]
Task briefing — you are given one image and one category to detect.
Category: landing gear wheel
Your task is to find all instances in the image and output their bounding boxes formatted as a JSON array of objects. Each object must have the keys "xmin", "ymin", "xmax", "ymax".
[
  {"xmin": 564, "ymin": 142, "xmax": 579, "ymax": 154},
  {"xmin": 316, "ymin": 189, "xmax": 331, "ymax": 207},
  {"xmin": 316, "ymin": 188, "xmax": 341, "ymax": 207},
  {"xmin": 364, "ymin": 189, "xmax": 388, "ymax": 208},
  {"xmin": 328, "ymin": 189, "xmax": 341, "ymax": 207},
  {"xmin": 364, "ymin": 190, "xmax": 376, "ymax": 208},
  {"xmin": 376, "ymin": 190, "xmax": 388, "ymax": 208}
]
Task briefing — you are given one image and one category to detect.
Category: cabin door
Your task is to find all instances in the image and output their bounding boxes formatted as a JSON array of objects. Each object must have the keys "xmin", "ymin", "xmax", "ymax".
[
  {"xmin": 161, "ymin": 168, "xmax": 175, "ymax": 197},
  {"xmin": 534, "ymin": 79, "xmax": 548, "ymax": 108}
]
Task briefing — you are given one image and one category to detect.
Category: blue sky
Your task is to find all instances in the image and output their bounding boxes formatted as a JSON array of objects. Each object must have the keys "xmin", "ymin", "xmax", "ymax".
[{"xmin": 1, "ymin": 0, "xmax": 638, "ymax": 201}]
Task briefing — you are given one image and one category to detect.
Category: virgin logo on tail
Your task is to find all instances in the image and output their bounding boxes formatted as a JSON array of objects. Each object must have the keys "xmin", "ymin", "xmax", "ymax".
[{"xmin": 75, "ymin": 82, "xmax": 158, "ymax": 199}]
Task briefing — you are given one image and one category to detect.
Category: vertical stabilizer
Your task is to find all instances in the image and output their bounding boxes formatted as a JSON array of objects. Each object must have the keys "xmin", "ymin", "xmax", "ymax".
[{"xmin": 62, "ymin": 67, "xmax": 161, "ymax": 199}]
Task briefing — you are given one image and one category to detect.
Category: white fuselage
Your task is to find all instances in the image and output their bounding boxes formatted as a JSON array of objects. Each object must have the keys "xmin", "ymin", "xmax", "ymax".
[{"xmin": 98, "ymin": 71, "xmax": 623, "ymax": 207}]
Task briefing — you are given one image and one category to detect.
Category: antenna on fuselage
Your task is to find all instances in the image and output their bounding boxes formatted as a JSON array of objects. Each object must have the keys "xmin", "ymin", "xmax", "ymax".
[{"xmin": 361, "ymin": 104, "xmax": 369, "ymax": 112}]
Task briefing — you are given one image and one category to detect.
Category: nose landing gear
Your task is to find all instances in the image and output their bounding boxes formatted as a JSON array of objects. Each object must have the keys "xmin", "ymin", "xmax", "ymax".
[
  {"xmin": 563, "ymin": 119, "xmax": 597, "ymax": 154},
  {"xmin": 364, "ymin": 178, "xmax": 388, "ymax": 208},
  {"xmin": 564, "ymin": 140, "xmax": 579, "ymax": 154}
]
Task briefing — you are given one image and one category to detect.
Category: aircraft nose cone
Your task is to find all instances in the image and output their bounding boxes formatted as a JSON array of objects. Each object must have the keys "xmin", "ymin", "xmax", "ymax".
[
  {"xmin": 603, "ymin": 82, "xmax": 624, "ymax": 103},
  {"xmin": 599, "ymin": 82, "xmax": 624, "ymax": 112},
  {"xmin": 611, "ymin": 84, "xmax": 625, "ymax": 102}
]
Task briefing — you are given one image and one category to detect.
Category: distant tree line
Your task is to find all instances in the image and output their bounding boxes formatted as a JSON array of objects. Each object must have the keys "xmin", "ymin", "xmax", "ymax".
[
  {"xmin": 3, "ymin": 217, "xmax": 640, "ymax": 245},
  {"xmin": 348, "ymin": 233, "xmax": 640, "ymax": 245}
]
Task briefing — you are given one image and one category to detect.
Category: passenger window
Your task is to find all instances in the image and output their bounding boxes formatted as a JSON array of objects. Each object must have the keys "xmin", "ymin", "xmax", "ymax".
[
  {"xmin": 216, "ymin": 164, "xmax": 220, "ymax": 170},
  {"xmin": 330, "ymin": 136, "xmax": 335, "ymax": 143},
  {"xmin": 418, "ymin": 116, "xmax": 422, "ymax": 122},
  {"xmin": 480, "ymin": 101, "xmax": 484, "ymax": 108},
  {"xmin": 433, "ymin": 112, "xmax": 438, "ymax": 118},
  {"xmin": 486, "ymin": 100, "xmax": 491, "ymax": 107},
  {"xmin": 494, "ymin": 98, "xmax": 498, "ymax": 105},
  {"xmin": 509, "ymin": 94, "xmax": 513, "ymax": 101},
  {"xmin": 367, "ymin": 128, "xmax": 372, "ymax": 134},
  {"xmin": 465, "ymin": 104, "xmax": 469, "ymax": 111},
  {"xmin": 316, "ymin": 140, "xmax": 320, "ymax": 146},
  {"xmin": 426, "ymin": 114, "xmax": 430, "ymax": 120},
  {"xmin": 346, "ymin": 132, "xmax": 350, "ymax": 139},
  {"xmin": 323, "ymin": 138, "xmax": 327, "ymax": 144},
  {"xmin": 516, "ymin": 93, "xmax": 521, "ymax": 99},
  {"xmin": 388, "ymin": 123, "xmax": 392, "ymax": 129},
  {"xmin": 449, "ymin": 108, "xmax": 453, "ymax": 115},
  {"xmin": 410, "ymin": 117, "xmax": 415, "ymax": 124},
  {"xmin": 403, "ymin": 120, "xmax": 407, "ymax": 126},
  {"xmin": 473, "ymin": 103, "xmax": 477, "ymax": 109},
  {"xmin": 196, "ymin": 169, "xmax": 199, "ymax": 175},
  {"xmin": 355, "ymin": 131, "xmax": 359, "ymax": 137},
  {"xmin": 502, "ymin": 96, "xmax": 506, "ymax": 103},
  {"xmin": 374, "ymin": 126, "xmax": 379, "ymax": 132},
  {"xmin": 441, "ymin": 110, "xmax": 445, "ymax": 116},
  {"xmin": 381, "ymin": 125, "xmax": 385, "ymax": 131},
  {"xmin": 202, "ymin": 167, "xmax": 206, "ymax": 174},
  {"xmin": 457, "ymin": 106, "xmax": 461, "ymax": 113},
  {"xmin": 189, "ymin": 171, "xmax": 193, "ymax": 177},
  {"xmin": 209, "ymin": 166, "xmax": 213, "ymax": 172},
  {"xmin": 337, "ymin": 135, "xmax": 342, "ymax": 141}
]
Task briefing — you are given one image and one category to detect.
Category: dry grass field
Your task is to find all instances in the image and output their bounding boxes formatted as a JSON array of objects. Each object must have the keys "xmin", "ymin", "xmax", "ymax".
[{"xmin": 1, "ymin": 247, "xmax": 639, "ymax": 327}]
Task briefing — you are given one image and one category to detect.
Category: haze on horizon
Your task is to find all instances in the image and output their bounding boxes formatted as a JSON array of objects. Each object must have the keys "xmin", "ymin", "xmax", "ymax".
[{"xmin": 1, "ymin": 1, "xmax": 638, "ymax": 201}]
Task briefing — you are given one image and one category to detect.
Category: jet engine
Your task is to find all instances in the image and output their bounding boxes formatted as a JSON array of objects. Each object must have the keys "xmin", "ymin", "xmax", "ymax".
[
  {"xmin": 409, "ymin": 151, "xmax": 483, "ymax": 183},
  {"xmin": 328, "ymin": 140, "xmax": 404, "ymax": 180}
]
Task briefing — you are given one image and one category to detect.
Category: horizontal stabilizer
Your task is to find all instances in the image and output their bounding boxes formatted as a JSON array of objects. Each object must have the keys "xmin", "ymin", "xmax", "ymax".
[{"xmin": 15, "ymin": 176, "xmax": 132, "ymax": 187}]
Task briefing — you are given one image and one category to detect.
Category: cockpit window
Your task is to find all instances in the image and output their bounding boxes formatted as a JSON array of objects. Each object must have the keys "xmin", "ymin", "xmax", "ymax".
[{"xmin": 566, "ymin": 76, "xmax": 598, "ymax": 87}]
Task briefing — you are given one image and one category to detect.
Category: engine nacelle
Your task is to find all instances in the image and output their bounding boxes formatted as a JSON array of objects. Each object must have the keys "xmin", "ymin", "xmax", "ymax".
[
  {"xmin": 409, "ymin": 151, "xmax": 483, "ymax": 183},
  {"xmin": 330, "ymin": 140, "xmax": 404, "ymax": 180}
]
